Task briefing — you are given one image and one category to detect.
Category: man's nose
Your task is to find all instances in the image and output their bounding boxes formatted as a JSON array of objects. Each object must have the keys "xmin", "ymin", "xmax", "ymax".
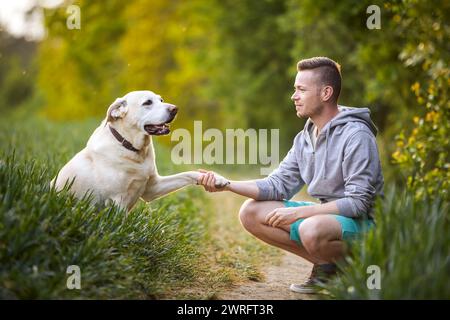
[{"xmin": 291, "ymin": 92, "xmax": 298, "ymax": 101}]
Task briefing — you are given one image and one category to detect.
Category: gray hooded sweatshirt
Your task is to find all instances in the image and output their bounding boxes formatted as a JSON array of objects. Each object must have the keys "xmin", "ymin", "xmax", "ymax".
[{"xmin": 255, "ymin": 106, "xmax": 384, "ymax": 219}]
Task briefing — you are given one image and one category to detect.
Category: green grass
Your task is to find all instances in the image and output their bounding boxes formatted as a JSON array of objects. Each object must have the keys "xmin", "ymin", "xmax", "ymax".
[
  {"xmin": 322, "ymin": 189, "xmax": 449, "ymax": 299},
  {"xmin": 0, "ymin": 113, "xmax": 284, "ymax": 299},
  {"xmin": 1, "ymin": 159, "xmax": 205, "ymax": 298},
  {"xmin": 0, "ymin": 117, "xmax": 213, "ymax": 299},
  {"xmin": 0, "ymin": 114, "xmax": 223, "ymax": 299}
]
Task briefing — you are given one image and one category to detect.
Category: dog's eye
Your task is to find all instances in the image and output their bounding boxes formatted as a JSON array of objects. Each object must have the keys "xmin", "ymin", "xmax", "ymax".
[
  {"xmin": 143, "ymin": 100, "xmax": 153, "ymax": 106},
  {"xmin": 160, "ymin": 98, "xmax": 163, "ymax": 102}
]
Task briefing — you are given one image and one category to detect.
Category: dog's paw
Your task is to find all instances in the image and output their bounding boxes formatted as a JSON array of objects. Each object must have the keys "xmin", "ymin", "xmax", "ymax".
[{"xmin": 214, "ymin": 174, "xmax": 230, "ymax": 189}]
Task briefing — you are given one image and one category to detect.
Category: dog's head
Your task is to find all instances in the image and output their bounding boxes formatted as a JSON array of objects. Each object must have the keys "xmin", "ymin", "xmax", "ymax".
[{"xmin": 106, "ymin": 91, "xmax": 177, "ymax": 135}]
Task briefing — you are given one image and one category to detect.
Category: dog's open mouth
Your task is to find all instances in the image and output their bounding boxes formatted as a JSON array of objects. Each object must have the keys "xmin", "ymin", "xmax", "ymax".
[{"xmin": 144, "ymin": 123, "xmax": 171, "ymax": 135}]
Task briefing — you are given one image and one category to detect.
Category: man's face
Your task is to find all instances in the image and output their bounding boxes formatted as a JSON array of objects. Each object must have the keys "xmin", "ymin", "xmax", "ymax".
[{"xmin": 291, "ymin": 70, "xmax": 323, "ymax": 118}]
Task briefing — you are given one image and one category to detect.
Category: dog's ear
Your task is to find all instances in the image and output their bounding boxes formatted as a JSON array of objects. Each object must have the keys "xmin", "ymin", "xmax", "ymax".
[{"xmin": 106, "ymin": 97, "xmax": 128, "ymax": 122}]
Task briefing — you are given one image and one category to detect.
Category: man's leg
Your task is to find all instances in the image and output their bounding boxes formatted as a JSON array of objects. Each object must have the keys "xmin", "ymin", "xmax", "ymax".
[
  {"xmin": 240, "ymin": 199, "xmax": 350, "ymax": 294},
  {"xmin": 287, "ymin": 214, "xmax": 347, "ymax": 293},
  {"xmin": 298, "ymin": 214, "xmax": 346, "ymax": 264},
  {"xmin": 238, "ymin": 199, "xmax": 322, "ymax": 264}
]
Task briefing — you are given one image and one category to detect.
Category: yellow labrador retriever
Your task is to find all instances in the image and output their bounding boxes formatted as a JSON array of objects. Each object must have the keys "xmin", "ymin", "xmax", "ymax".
[{"xmin": 52, "ymin": 90, "xmax": 229, "ymax": 211}]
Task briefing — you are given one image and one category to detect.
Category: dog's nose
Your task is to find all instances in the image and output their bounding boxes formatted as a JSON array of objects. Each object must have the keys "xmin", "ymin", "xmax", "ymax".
[{"xmin": 168, "ymin": 104, "xmax": 178, "ymax": 116}]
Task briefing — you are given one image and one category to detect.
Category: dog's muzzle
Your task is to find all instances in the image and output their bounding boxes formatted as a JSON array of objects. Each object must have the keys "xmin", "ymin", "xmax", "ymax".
[{"xmin": 144, "ymin": 106, "xmax": 177, "ymax": 136}]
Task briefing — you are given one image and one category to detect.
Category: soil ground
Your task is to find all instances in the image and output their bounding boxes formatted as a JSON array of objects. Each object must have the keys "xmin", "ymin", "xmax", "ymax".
[{"xmin": 205, "ymin": 189, "xmax": 316, "ymax": 300}]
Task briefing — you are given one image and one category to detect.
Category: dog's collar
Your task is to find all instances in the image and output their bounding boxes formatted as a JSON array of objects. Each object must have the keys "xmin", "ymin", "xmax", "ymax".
[{"xmin": 109, "ymin": 125, "xmax": 140, "ymax": 153}]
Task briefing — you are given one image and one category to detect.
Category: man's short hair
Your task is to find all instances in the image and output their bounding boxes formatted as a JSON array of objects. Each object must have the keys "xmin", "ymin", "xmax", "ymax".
[{"xmin": 297, "ymin": 57, "xmax": 342, "ymax": 102}]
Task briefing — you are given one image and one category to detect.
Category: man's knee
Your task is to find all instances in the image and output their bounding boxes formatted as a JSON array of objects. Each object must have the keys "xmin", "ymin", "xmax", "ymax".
[
  {"xmin": 239, "ymin": 199, "xmax": 260, "ymax": 231},
  {"xmin": 298, "ymin": 217, "xmax": 329, "ymax": 254}
]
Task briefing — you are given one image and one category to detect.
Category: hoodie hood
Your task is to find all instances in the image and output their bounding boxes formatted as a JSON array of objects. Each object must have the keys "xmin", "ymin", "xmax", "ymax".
[{"xmin": 304, "ymin": 105, "xmax": 378, "ymax": 138}]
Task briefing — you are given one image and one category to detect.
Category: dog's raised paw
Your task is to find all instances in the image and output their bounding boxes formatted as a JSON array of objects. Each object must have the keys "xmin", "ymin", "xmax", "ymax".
[{"xmin": 214, "ymin": 176, "xmax": 230, "ymax": 189}]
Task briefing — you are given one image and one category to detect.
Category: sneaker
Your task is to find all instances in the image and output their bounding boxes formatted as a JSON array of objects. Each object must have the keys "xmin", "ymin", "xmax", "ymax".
[
  {"xmin": 289, "ymin": 278, "xmax": 322, "ymax": 294},
  {"xmin": 289, "ymin": 263, "xmax": 337, "ymax": 294}
]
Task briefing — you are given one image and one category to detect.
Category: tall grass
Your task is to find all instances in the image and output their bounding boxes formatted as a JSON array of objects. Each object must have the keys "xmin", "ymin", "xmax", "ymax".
[
  {"xmin": 323, "ymin": 189, "xmax": 449, "ymax": 299},
  {"xmin": 0, "ymin": 115, "xmax": 212, "ymax": 299}
]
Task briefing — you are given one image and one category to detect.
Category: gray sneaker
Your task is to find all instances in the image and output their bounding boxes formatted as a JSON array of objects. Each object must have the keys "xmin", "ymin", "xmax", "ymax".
[{"xmin": 289, "ymin": 264, "xmax": 337, "ymax": 294}]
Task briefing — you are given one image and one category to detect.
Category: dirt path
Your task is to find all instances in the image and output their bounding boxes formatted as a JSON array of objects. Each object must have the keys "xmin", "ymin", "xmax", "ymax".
[
  {"xmin": 218, "ymin": 252, "xmax": 314, "ymax": 300},
  {"xmin": 205, "ymin": 190, "xmax": 315, "ymax": 300}
]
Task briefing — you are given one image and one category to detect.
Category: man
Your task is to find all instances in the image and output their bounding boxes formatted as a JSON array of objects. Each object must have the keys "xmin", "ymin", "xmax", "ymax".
[{"xmin": 198, "ymin": 57, "xmax": 384, "ymax": 294}]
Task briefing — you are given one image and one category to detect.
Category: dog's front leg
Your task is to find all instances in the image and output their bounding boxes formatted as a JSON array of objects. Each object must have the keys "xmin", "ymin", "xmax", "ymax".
[
  {"xmin": 105, "ymin": 195, "xmax": 130, "ymax": 212},
  {"xmin": 141, "ymin": 171, "xmax": 201, "ymax": 202}
]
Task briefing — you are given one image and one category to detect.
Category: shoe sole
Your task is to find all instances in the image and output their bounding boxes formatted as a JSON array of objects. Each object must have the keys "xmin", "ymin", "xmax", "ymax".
[{"xmin": 289, "ymin": 284, "xmax": 318, "ymax": 294}]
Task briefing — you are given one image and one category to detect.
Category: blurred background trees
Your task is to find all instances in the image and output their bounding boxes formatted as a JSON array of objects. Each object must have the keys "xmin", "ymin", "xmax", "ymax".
[
  {"xmin": 389, "ymin": 0, "xmax": 449, "ymax": 201},
  {"xmin": 1, "ymin": 0, "xmax": 449, "ymax": 199},
  {"xmin": 0, "ymin": 30, "xmax": 36, "ymax": 111}
]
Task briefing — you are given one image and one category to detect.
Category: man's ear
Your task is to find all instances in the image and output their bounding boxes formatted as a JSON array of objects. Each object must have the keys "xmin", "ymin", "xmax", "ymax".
[
  {"xmin": 321, "ymin": 85, "xmax": 334, "ymax": 102},
  {"xmin": 106, "ymin": 97, "xmax": 128, "ymax": 122}
]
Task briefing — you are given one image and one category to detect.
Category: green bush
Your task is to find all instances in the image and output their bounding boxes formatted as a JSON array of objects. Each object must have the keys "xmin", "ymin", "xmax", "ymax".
[
  {"xmin": 323, "ymin": 189, "xmax": 449, "ymax": 299},
  {"xmin": 390, "ymin": 0, "xmax": 450, "ymax": 202}
]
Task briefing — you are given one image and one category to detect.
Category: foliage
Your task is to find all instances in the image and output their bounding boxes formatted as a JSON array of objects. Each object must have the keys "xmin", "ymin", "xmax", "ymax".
[
  {"xmin": 33, "ymin": 0, "xmax": 449, "ymax": 165},
  {"xmin": 323, "ymin": 189, "xmax": 449, "ymax": 299},
  {"xmin": 391, "ymin": 0, "xmax": 450, "ymax": 201},
  {"xmin": 0, "ymin": 31, "xmax": 36, "ymax": 112},
  {"xmin": 118, "ymin": 0, "xmax": 228, "ymax": 143},
  {"xmin": 37, "ymin": 0, "xmax": 127, "ymax": 120}
]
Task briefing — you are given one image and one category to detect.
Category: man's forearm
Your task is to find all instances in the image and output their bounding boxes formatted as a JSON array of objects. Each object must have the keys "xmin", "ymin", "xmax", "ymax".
[
  {"xmin": 224, "ymin": 180, "xmax": 260, "ymax": 199},
  {"xmin": 297, "ymin": 200, "xmax": 340, "ymax": 219},
  {"xmin": 220, "ymin": 181, "xmax": 342, "ymax": 218}
]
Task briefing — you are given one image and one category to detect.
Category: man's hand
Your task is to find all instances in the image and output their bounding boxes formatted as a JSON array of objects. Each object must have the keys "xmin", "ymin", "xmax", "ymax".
[
  {"xmin": 265, "ymin": 207, "xmax": 302, "ymax": 227},
  {"xmin": 197, "ymin": 169, "xmax": 230, "ymax": 192}
]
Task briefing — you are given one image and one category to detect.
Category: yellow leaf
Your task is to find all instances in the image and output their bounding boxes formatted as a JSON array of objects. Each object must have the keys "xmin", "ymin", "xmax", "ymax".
[{"xmin": 411, "ymin": 82, "xmax": 420, "ymax": 95}]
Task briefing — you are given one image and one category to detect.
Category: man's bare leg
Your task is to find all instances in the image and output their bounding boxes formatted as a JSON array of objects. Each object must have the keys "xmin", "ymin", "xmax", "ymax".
[
  {"xmin": 238, "ymin": 199, "xmax": 323, "ymax": 265},
  {"xmin": 298, "ymin": 215, "xmax": 347, "ymax": 264},
  {"xmin": 239, "ymin": 199, "xmax": 348, "ymax": 264}
]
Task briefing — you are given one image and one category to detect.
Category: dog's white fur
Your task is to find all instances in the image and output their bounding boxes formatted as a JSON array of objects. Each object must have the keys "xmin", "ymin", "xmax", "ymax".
[{"xmin": 52, "ymin": 90, "xmax": 228, "ymax": 211}]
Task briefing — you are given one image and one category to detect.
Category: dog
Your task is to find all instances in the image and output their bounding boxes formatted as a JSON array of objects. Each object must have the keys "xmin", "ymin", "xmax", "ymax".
[{"xmin": 51, "ymin": 90, "xmax": 229, "ymax": 211}]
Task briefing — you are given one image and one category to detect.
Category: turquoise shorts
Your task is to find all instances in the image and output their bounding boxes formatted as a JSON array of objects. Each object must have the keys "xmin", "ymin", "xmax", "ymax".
[{"xmin": 284, "ymin": 200, "xmax": 375, "ymax": 246}]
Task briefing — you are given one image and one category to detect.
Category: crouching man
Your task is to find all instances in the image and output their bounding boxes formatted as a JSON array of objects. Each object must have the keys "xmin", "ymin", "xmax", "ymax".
[{"xmin": 198, "ymin": 57, "xmax": 384, "ymax": 294}]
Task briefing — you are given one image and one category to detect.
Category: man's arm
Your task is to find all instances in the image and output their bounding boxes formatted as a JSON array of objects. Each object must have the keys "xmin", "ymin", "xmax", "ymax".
[
  {"xmin": 296, "ymin": 200, "xmax": 340, "ymax": 218},
  {"xmin": 197, "ymin": 171, "xmax": 260, "ymax": 199},
  {"xmin": 265, "ymin": 200, "xmax": 340, "ymax": 227},
  {"xmin": 224, "ymin": 180, "xmax": 260, "ymax": 199},
  {"xmin": 198, "ymin": 133, "xmax": 304, "ymax": 201},
  {"xmin": 198, "ymin": 172, "xmax": 339, "ymax": 215},
  {"xmin": 335, "ymin": 131, "xmax": 382, "ymax": 218},
  {"xmin": 199, "ymin": 171, "xmax": 342, "ymax": 228},
  {"xmin": 254, "ymin": 135, "xmax": 305, "ymax": 201}
]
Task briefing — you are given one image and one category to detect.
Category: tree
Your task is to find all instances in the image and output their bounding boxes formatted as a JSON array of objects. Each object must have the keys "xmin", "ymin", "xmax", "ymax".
[
  {"xmin": 391, "ymin": 0, "xmax": 450, "ymax": 201},
  {"xmin": 38, "ymin": 0, "xmax": 127, "ymax": 120}
]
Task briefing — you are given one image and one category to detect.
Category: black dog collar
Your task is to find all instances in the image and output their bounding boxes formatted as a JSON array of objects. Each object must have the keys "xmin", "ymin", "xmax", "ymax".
[{"xmin": 109, "ymin": 125, "xmax": 140, "ymax": 153}]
